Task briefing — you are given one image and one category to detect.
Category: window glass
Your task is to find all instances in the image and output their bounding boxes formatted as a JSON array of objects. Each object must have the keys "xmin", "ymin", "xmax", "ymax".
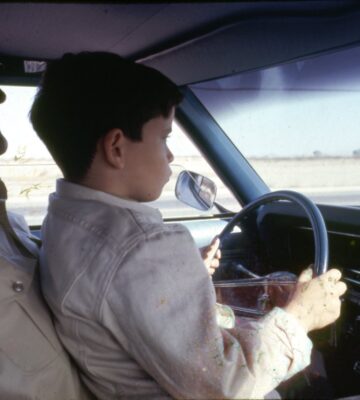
[
  {"xmin": 0, "ymin": 85, "xmax": 238, "ymax": 226},
  {"xmin": 191, "ymin": 46, "xmax": 360, "ymax": 206},
  {"xmin": 0, "ymin": 85, "xmax": 61, "ymax": 226},
  {"xmin": 150, "ymin": 124, "xmax": 239, "ymax": 218}
]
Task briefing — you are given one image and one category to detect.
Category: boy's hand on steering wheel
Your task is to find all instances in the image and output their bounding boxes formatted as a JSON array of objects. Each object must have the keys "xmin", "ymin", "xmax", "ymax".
[
  {"xmin": 200, "ymin": 237, "xmax": 221, "ymax": 276},
  {"xmin": 284, "ymin": 267, "xmax": 347, "ymax": 333}
]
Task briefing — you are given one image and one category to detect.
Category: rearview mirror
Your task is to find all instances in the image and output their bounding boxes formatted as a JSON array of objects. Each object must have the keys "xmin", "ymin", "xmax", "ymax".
[{"xmin": 175, "ymin": 170, "xmax": 217, "ymax": 211}]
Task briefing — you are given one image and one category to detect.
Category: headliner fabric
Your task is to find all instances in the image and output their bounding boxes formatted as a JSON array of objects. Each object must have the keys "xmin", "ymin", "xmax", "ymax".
[
  {"xmin": 1, "ymin": 2, "xmax": 360, "ymax": 84},
  {"xmin": 141, "ymin": 12, "xmax": 360, "ymax": 85}
]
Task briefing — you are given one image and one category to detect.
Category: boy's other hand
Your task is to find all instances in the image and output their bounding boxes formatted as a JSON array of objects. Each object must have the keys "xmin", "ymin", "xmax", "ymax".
[
  {"xmin": 284, "ymin": 267, "xmax": 347, "ymax": 333},
  {"xmin": 200, "ymin": 237, "xmax": 221, "ymax": 276}
]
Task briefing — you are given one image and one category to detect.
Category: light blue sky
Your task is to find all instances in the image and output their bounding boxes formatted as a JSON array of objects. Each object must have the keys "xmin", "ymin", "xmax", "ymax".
[
  {"xmin": 0, "ymin": 85, "xmax": 50, "ymax": 159},
  {"xmin": 191, "ymin": 44, "xmax": 360, "ymax": 158},
  {"xmin": 2, "ymin": 46, "xmax": 360, "ymax": 161},
  {"xmin": 192, "ymin": 85, "xmax": 360, "ymax": 158},
  {"xmin": 0, "ymin": 85, "xmax": 198, "ymax": 159}
]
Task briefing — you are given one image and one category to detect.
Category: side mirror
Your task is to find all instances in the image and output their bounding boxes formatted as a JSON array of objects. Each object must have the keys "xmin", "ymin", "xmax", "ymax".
[{"xmin": 175, "ymin": 170, "xmax": 217, "ymax": 211}]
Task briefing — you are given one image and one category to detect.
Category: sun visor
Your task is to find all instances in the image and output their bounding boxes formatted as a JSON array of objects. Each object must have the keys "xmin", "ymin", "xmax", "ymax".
[{"xmin": 140, "ymin": 12, "xmax": 360, "ymax": 85}]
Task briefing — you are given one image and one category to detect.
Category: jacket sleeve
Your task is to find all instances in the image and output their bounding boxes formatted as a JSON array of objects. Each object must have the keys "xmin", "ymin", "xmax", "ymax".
[{"xmin": 102, "ymin": 224, "xmax": 312, "ymax": 399}]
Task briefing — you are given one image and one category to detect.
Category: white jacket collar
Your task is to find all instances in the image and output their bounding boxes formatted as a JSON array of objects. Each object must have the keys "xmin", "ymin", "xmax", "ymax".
[{"xmin": 54, "ymin": 179, "xmax": 163, "ymax": 222}]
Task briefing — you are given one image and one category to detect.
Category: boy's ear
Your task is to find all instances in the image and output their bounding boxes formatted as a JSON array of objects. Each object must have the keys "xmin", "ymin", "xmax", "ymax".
[{"xmin": 101, "ymin": 128, "xmax": 126, "ymax": 169}]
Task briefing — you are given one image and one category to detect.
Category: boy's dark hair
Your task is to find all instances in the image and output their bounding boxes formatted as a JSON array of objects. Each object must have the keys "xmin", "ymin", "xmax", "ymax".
[{"xmin": 30, "ymin": 52, "xmax": 183, "ymax": 182}]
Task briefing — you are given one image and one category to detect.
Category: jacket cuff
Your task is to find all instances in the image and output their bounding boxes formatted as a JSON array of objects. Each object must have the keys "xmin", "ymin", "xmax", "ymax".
[{"xmin": 269, "ymin": 307, "xmax": 313, "ymax": 379}]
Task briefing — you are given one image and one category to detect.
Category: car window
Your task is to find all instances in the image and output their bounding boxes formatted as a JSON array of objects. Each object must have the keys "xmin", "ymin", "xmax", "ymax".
[
  {"xmin": 150, "ymin": 124, "xmax": 239, "ymax": 218},
  {"xmin": 191, "ymin": 45, "xmax": 360, "ymax": 207},
  {"xmin": 0, "ymin": 85, "xmax": 239, "ymax": 226},
  {"xmin": 0, "ymin": 85, "xmax": 60, "ymax": 226}
]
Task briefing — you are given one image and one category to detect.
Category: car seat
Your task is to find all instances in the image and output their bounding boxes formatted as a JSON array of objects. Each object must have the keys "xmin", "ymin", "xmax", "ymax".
[{"xmin": 0, "ymin": 87, "xmax": 93, "ymax": 399}]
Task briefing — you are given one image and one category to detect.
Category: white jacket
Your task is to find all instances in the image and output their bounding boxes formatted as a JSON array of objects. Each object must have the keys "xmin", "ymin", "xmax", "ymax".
[{"xmin": 40, "ymin": 179, "xmax": 312, "ymax": 400}]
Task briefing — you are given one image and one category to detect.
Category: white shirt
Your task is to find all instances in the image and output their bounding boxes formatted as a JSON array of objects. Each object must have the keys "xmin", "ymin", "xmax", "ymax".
[{"xmin": 40, "ymin": 179, "xmax": 312, "ymax": 399}]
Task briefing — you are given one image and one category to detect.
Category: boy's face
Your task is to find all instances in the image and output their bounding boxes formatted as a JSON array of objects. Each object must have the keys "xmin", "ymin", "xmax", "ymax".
[{"xmin": 121, "ymin": 107, "xmax": 175, "ymax": 202}]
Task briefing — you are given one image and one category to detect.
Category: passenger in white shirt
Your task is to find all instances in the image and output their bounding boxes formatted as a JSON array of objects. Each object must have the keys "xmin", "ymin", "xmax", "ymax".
[{"xmin": 29, "ymin": 51, "xmax": 346, "ymax": 399}]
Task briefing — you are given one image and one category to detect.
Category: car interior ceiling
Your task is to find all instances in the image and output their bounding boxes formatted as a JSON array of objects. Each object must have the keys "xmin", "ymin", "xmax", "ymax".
[
  {"xmin": 1, "ymin": 2, "xmax": 360, "ymax": 399},
  {"xmin": 0, "ymin": 2, "xmax": 360, "ymax": 85}
]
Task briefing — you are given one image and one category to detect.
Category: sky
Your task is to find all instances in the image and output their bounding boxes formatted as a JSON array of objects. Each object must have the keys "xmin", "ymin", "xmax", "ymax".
[
  {"xmin": 191, "ymin": 44, "xmax": 360, "ymax": 158},
  {"xmin": 0, "ymin": 85, "xmax": 197, "ymax": 159},
  {"xmin": 0, "ymin": 85, "xmax": 49, "ymax": 159},
  {"xmin": 192, "ymin": 85, "xmax": 360, "ymax": 158},
  {"xmin": 1, "ymin": 42, "xmax": 360, "ymax": 161}
]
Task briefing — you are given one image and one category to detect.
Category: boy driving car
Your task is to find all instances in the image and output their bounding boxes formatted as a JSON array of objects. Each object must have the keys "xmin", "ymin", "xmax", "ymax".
[{"xmin": 29, "ymin": 52, "xmax": 346, "ymax": 400}]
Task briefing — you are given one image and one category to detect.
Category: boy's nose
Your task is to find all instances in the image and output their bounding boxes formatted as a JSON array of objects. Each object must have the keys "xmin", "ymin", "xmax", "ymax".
[{"xmin": 167, "ymin": 147, "xmax": 174, "ymax": 163}]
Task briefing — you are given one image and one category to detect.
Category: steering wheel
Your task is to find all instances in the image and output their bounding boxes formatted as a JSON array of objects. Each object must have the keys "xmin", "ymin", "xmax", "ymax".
[{"xmin": 218, "ymin": 190, "xmax": 329, "ymax": 277}]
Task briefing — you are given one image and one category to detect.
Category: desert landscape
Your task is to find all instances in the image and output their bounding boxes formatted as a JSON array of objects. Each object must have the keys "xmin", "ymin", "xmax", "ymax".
[{"xmin": 0, "ymin": 156, "xmax": 359, "ymax": 225}]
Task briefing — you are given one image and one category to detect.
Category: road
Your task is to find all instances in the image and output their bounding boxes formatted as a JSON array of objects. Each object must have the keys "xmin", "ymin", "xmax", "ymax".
[
  {"xmin": 296, "ymin": 187, "xmax": 360, "ymax": 207},
  {"xmin": 8, "ymin": 188, "xmax": 360, "ymax": 226}
]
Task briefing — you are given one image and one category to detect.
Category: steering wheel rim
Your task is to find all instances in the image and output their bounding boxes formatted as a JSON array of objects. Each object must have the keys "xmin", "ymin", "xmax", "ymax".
[{"xmin": 218, "ymin": 190, "xmax": 328, "ymax": 276}]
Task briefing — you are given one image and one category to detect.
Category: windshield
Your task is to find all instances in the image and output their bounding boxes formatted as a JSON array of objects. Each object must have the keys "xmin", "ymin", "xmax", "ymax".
[
  {"xmin": 191, "ymin": 45, "xmax": 360, "ymax": 206},
  {"xmin": 0, "ymin": 85, "xmax": 238, "ymax": 226}
]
